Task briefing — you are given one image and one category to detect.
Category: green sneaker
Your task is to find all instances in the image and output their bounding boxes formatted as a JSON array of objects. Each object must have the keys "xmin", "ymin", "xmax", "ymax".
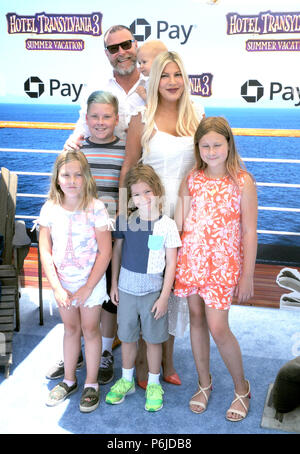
[
  {"xmin": 145, "ymin": 383, "xmax": 164, "ymax": 412},
  {"xmin": 105, "ymin": 378, "xmax": 135, "ymax": 405}
]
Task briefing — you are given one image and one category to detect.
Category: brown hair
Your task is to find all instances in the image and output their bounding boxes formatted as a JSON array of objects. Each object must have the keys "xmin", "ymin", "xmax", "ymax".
[
  {"xmin": 194, "ymin": 116, "xmax": 249, "ymax": 185},
  {"xmin": 123, "ymin": 163, "xmax": 165, "ymax": 216}
]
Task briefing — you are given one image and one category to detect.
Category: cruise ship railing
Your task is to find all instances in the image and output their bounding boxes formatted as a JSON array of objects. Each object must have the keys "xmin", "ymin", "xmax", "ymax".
[{"xmin": 1, "ymin": 120, "xmax": 300, "ymax": 243}]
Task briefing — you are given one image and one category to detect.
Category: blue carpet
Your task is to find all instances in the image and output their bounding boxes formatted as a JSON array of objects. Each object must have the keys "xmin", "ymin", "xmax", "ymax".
[{"xmin": 0, "ymin": 288, "xmax": 299, "ymax": 435}]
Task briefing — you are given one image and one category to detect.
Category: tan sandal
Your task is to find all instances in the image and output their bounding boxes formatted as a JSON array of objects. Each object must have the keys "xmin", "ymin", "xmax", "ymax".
[
  {"xmin": 226, "ymin": 379, "xmax": 251, "ymax": 422},
  {"xmin": 189, "ymin": 374, "xmax": 212, "ymax": 414}
]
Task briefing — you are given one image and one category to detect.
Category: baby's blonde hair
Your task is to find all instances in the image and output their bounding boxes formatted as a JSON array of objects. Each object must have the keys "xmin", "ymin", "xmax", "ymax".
[
  {"xmin": 49, "ymin": 150, "xmax": 98, "ymax": 210},
  {"xmin": 137, "ymin": 40, "xmax": 167, "ymax": 59}
]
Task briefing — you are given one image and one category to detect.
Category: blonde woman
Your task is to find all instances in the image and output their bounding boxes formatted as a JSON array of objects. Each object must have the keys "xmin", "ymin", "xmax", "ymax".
[{"xmin": 119, "ymin": 51, "xmax": 205, "ymax": 388}]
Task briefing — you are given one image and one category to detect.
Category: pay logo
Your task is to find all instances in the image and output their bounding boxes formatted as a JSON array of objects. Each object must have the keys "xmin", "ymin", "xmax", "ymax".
[
  {"xmin": 130, "ymin": 17, "xmax": 194, "ymax": 45},
  {"xmin": 241, "ymin": 79, "xmax": 300, "ymax": 106},
  {"xmin": 24, "ymin": 76, "xmax": 83, "ymax": 102}
]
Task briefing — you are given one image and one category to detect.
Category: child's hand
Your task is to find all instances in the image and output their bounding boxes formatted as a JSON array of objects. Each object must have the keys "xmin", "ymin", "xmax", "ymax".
[
  {"xmin": 54, "ymin": 287, "xmax": 72, "ymax": 308},
  {"xmin": 234, "ymin": 275, "xmax": 254, "ymax": 304},
  {"xmin": 71, "ymin": 285, "xmax": 93, "ymax": 307},
  {"xmin": 135, "ymin": 85, "xmax": 147, "ymax": 101},
  {"xmin": 110, "ymin": 284, "xmax": 119, "ymax": 306},
  {"xmin": 151, "ymin": 297, "xmax": 168, "ymax": 320},
  {"xmin": 63, "ymin": 134, "xmax": 84, "ymax": 151}
]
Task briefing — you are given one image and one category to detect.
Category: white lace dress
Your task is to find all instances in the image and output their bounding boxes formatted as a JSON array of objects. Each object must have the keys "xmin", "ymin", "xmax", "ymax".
[{"xmin": 140, "ymin": 106, "xmax": 204, "ymax": 336}]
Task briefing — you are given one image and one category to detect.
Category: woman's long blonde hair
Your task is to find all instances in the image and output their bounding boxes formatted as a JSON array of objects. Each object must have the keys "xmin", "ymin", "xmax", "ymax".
[
  {"xmin": 141, "ymin": 51, "xmax": 199, "ymax": 154},
  {"xmin": 49, "ymin": 150, "xmax": 98, "ymax": 210}
]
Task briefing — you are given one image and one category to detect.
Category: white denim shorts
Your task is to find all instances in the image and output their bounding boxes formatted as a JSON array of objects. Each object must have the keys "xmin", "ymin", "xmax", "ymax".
[{"xmin": 54, "ymin": 275, "xmax": 109, "ymax": 308}]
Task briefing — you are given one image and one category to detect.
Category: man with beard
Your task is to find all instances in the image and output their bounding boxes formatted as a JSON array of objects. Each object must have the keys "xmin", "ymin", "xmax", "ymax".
[{"xmin": 64, "ymin": 25, "xmax": 145, "ymax": 145}]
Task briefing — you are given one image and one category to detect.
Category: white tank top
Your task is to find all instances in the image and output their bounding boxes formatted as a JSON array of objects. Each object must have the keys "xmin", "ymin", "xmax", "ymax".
[{"xmin": 142, "ymin": 125, "xmax": 195, "ymax": 218}]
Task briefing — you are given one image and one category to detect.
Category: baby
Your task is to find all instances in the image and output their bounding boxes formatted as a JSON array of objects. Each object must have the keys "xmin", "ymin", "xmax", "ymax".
[{"xmin": 136, "ymin": 40, "xmax": 168, "ymax": 101}]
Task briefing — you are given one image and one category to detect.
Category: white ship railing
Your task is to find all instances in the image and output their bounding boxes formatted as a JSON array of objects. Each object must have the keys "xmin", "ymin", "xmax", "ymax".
[{"xmin": 0, "ymin": 122, "xmax": 300, "ymax": 239}]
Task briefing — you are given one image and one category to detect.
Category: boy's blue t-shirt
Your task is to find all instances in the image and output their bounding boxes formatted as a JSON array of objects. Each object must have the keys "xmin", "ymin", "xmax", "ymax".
[
  {"xmin": 113, "ymin": 213, "xmax": 159, "ymax": 274},
  {"xmin": 113, "ymin": 212, "xmax": 182, "ymax": 295}
]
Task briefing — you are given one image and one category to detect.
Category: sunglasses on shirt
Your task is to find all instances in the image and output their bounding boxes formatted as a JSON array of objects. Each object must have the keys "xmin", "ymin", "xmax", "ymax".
[{"xmin": 105, "ymin": 39, "xmax": 135, "ymax": 55}]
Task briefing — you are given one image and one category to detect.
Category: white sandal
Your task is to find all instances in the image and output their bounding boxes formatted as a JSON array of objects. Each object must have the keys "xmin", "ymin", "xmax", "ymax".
[
  {"xmin": 189, "ymin": 374, "xmax": 212, "ymax": 414},
  {"xmin": 226, "ymin": 380, "xmax": 251, "ymax": 422}
]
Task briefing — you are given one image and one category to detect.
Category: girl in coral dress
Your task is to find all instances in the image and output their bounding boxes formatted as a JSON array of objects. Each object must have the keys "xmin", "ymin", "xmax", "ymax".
[{"xmin": 174, "ymin": 117, "xmax": 257, "ymax": 422}]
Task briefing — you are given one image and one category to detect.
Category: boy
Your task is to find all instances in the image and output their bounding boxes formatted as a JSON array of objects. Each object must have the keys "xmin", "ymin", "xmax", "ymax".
[
  {"xmin": 106, "ymin": 164, "xmax": 181, "ymax": 411},
  {"xmin": 82, "ymin": 90, "xmax": 125, "ymax": 385}
]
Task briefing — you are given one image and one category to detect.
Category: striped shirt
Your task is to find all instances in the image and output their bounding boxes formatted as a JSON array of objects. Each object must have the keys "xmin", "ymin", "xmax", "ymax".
[{"xmin": 82, "ymin": 137, "xmax": 125, "ymax": 218}]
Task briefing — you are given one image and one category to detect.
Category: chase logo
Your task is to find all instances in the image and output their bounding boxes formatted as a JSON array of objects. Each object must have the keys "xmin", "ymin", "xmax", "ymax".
[
  {"xmin": 241, "ymin": 80, "xmax": 264, "ymax": 103},
  {"xmin": 241, "ymin": 80, "xmax": 300, "ymax": 106},
  {"xmin": 24, "ymin": 77, "xmax": 83, "ymax": 102},
  {"xmin": 24, "ymin": 76, "xmax": 45, "ymax": 98},
  {"xmin": 130, "ymin": 18, "xmax": 151, "ymax": 42},
  {"xmin": 130, "ymin": 18, "xmax": 193, "ymax": 45}
]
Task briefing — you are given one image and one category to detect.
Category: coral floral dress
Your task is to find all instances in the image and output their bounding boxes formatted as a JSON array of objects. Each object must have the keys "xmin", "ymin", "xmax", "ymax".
[{"xmin": 174, "ymin": 169, "xmax": 247, "ymax": 310}]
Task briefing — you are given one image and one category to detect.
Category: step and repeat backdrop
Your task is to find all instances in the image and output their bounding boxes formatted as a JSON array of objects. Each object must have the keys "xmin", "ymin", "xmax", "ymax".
[{"xmin": 1, "ymin": 0, "xmax": 299, "ymax": 108}]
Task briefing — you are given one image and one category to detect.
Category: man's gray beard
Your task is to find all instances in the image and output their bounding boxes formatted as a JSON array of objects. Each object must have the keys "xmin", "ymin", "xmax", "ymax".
[{"xmin": 113, "ymin": 60, "xmax": 136, "ymax": 76}]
